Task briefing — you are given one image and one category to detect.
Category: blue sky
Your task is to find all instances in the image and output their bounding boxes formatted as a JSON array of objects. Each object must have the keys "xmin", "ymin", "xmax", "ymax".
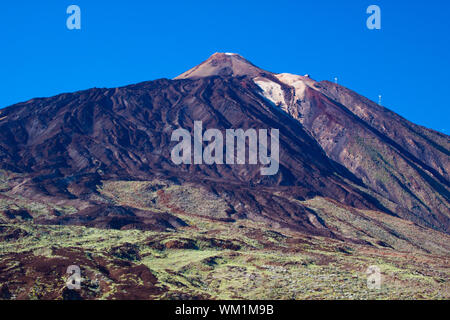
[{"xmin": 1, "ymin": 0, "xmax": 449, "ymax": 133}]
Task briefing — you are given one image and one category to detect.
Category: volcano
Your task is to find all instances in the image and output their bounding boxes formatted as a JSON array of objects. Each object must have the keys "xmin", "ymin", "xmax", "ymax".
[
  {"xmin": 0, "ymin": 53, "xmax": 449, "ymax": 299},
  {"xmin": 0, "ymin": 52, "xmax": 448, "ymax": 233}
]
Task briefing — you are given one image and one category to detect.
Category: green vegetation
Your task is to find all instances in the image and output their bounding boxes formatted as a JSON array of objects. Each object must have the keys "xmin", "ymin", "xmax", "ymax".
[
  {"xmin": 0, "ymin": 178, "xmax": 448, "ymax": 300},
  {"xmin": 1, "ymin": 214, "xmax": 448, "ymax": 299}
]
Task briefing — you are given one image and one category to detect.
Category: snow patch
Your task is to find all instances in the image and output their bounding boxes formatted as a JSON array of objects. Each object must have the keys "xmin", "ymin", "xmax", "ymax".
[
  {"xmin": 254, "ymin": 73, "xmax": 315, "ymax": 113},
  {"xmin": 276, "ymin": 73, "xmax": 307, "ymax": 102},
  {"xmin": 254, "ymin": 77, "xmax": 289, "ymax": 112}
]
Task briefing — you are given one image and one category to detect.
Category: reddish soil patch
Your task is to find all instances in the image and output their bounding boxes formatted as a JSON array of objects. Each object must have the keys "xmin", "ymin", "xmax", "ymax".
[{"xmin": 0, "ymin": 247, "xmax": 165, "ymax": 300}]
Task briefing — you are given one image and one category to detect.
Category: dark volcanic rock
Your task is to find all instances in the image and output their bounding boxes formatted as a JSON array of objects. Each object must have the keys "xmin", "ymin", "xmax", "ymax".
[
  {"xmin": 2, "ymin": 209, "xmax": 33, "ymax": 221},
  {"xmin": 110, "ymin": 243, "xmax": 141, "ymax": 261},
  {"xmin": 289, "ymin": 81, "xmax": 450, "ymax": 232},
  {"xmin": 0, "ymin": 248, "xmax": 165, "ymax": 300},
  {"xmin": 0, "ymin": 52, "xmax": 448, "ymax": 233},
  {"xmin": 45, "ymin": 204, "xmax": 188, "ymax": 231}
]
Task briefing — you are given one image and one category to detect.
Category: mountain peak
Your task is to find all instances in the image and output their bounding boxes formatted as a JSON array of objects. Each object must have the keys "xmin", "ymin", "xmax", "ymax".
[{"xmin": 174, "ymin": 52, "xmax": 271, "ymax": 79}]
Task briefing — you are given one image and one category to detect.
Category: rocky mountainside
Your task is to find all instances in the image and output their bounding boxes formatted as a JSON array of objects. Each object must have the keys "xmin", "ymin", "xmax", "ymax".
[
  {"xmin": 0, "ymin": 52, "xmax": 449, "ymax": 300},
  {"xmin": 176, "ymin": 53, "xmax": 449, "ymax": 232},
  {"xmin": 297, "ymin": 80, "xmax": 449, "ymax": 232},
  {"xmin": 0, "ymin": 53, "xmax": 448, "ymax": 235}
]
